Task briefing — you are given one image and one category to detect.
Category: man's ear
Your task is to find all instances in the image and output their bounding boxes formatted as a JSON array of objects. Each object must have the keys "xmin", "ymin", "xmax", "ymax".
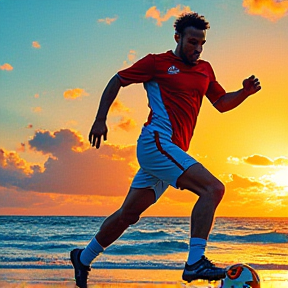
[{"xmin": 174, "ymin": 33, "xmax": 180, "ymax": 43}]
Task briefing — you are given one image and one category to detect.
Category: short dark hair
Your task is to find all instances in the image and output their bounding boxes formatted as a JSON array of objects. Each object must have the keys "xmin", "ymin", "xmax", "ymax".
[{"xmin": 174, "ymin": 12, "xmax": 210, "ymax": 35}]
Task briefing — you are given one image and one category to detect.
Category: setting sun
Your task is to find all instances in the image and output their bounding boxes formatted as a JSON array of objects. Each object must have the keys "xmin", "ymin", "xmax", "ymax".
[{"xmin": 270, "ymin": 168, "xmax": 288, "ymax": 192}]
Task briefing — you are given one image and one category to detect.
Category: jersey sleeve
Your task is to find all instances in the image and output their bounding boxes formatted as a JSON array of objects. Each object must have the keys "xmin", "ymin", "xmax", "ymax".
[
  {"xmin": 205, "ymin": 63, "xmax": 226, "ymax": 104},
  {"xmin": 117, "ymin": 54, "xmax": 155, "ymax": 87}
]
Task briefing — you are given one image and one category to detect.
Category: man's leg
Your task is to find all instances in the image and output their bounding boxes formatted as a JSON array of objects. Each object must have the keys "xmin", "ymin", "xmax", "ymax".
[
  {"xmin": 80, "ymin": 187, "xmax": 156, "ymax": 263},
  {"xmin": 96, "ymin": 187, "xmax": 156, "ymax": 247},
  {"xmin": 177, "ymin": 163, "xmax": 224, "ymax": 239},
  {"xmin": 70, "ymin": 187, "xmax": 155, "ymax": 288},
  {"xmin": 177, "ymin": 163, "xmax": 226, "ymax": 282}
]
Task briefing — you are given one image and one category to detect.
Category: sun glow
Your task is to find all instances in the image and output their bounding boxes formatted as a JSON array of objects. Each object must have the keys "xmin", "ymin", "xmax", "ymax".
[{"xmin": 270, "ymin": 168, "xmax": 288, "ymax": 190}]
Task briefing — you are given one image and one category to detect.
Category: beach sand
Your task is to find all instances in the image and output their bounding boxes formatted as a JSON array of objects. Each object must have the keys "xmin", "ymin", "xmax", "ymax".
[{"xmin": 0, "ymin": 269, "xmax": 287, "ymax": 288}]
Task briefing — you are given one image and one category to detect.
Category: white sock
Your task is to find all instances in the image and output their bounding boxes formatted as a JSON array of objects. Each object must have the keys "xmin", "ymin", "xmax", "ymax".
[
  {"xmin": 80, "ymin": 237, "xmax": 104, "ymax": 266},
  {"xmin": 187, "ymin": 237, "xmax": 207, "ymax": 265}
]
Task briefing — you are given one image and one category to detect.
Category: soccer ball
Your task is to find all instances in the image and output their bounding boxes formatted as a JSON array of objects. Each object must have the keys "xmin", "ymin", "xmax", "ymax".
[{"xmin": 220, "ymin": 263, "xmax": 260, "ymax": 288}]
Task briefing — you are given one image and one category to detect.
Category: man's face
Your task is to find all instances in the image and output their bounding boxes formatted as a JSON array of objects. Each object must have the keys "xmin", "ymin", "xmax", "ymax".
[{"xmin": 175, "ymin": 26, "xmax": 206, "ymax": 65}]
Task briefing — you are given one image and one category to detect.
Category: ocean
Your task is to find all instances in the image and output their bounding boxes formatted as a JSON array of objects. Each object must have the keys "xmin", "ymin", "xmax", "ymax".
[{"xmin": 0, "ymin": 216, "xmax": 287, "ymax": 272}]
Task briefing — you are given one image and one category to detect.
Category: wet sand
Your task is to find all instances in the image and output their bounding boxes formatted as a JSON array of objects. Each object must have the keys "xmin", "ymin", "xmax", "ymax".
[{"xmin": 0, "ymin": 269, "xmax": 287, "ymax": 288}]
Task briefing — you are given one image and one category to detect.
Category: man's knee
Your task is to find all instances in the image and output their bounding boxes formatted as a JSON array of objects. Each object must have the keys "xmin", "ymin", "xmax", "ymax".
[
  {"xmin": 118, "ymin": 209, "xmax": 140, "ymax": 226},
  {"xmin": 212, "ymin": 181, "xmax": 225, "ymax": 206},
  {"xmin": 196, "ymin": 180, "xmax": 225, "ymax": 207}
]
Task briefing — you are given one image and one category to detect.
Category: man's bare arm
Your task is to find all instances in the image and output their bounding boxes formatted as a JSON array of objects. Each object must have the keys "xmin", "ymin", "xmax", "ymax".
[
  {"xmin": 89, "ymin": 75, "xmax": 122, "ymax": 148},
  {"xmin": 214, "ymin": 75, "xmax": 261, "ymax": 113}
]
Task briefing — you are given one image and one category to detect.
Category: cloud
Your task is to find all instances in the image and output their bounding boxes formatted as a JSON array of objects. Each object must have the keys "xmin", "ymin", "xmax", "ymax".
[
  {"xmin": 127, "ymin": 50, "xmax": 137, "ymax": 62},
  {"xmin": 111, "ymin": 99, "xmax": 130, "ymax": 113},
  {"xmin": 29, "ymin": 129, "xmax": 87, "ymax": 155},
  {"xmin": 0, "ymin": 186, "xmax": 125, "ymax": 216},
  {"xmin": 98, "ymin": 16, "xmax": 118, "ymax": 25},
  {"xmin": 32, "ymin": 41, "xmax": 41, "ymax": 48},
  {"xmin": 219, "ymin": 173, "xmax": 288, "ymax": 216},
  {"xmin": 223, "ymin": 173, "xmax": 279, "ymax": 204},
  {"xmin": 243, "ymin": 0, "xmax": 288, "ymax": 21},
  {"xmin": 0, "ymin": 63, "xmax": 13, "ymax": 71},
  {"xmin": 145, "ymin": 5, "xmax": 192, "ymax": 26},
  {"xmin": 0, "ymin": 148, "xmax": 35, "ymax": 176},
  {"xmin": 228, "ymin": 154, "xmax": 288, "ymax": 166},
  {"xmin": 274, "ymin": 157, "xmax": 288, "ymax": 166},
  {"xmin": 243, "ymin": 154, "xmax": 274, "ymax": 166},
  {"xmin": 63, "ymin": 88, "xmax": 89, "ymax": 100},
  {"xmin": 65, "ymin": 119, "xmax": 78, "ymax": 128},
  {"xmin": 225, "ymin": 174, "xmax": 264, "ymax": 191},
  {"xmin": 116, "ymin": 117, "xmax": 137, "ymax": 132},
  {"xmin": 122, "ymin": 50, "xmax": 138, "ymax": 68},
  {"xmin": 227, "ymin": 156, "xmax": 241, "ymax": 165},
  {"xmin": 32, "ymin": 107, "xmax": 42, "ymax": 113},
  {"xmin": 224, "ymin": 172, "xmax": 288, "ymax": 197},
  {"xmin": 110, "ymin": 99, "xmax": 137, "ymax": 131},
  {"xmin": 1, "ymin": 129, "xmax": 287, "ymax": 216},
  {"xmin": 0, "ymin": 129, "xmax": 137, "ymax": 196},
  {"xmin": 16, "ymin": 143, "xmax": 26, "ymax": 153},
  {"xmin": 0, "ymin": 187, "xmax": 51, "ymax": 209}
]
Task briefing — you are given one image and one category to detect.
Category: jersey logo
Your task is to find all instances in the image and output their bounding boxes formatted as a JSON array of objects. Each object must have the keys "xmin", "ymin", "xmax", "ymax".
[{"xmin": 167, "ymin": 65, "xmax": 180, "ymax": 74}]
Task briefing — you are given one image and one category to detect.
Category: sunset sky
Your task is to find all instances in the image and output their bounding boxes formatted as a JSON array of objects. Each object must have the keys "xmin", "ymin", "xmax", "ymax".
[{"xmin": 1, "ymin": 0, "xmax": 288, "ymax": 217}]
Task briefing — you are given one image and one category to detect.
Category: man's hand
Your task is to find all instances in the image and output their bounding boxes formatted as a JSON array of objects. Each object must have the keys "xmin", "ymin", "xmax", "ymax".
[
  {"xmin": 243, "ymin": 75, "xmax": 261, "ymax": 96},
  {"xmin": 89, "ymin": 119, "xmax": 108, "ymax": 149}
]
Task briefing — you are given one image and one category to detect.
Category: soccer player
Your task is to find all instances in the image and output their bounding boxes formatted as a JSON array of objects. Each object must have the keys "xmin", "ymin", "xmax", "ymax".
[{"xmin": 70, "ymin": 12, "xmax": 261, "ymax": 288}]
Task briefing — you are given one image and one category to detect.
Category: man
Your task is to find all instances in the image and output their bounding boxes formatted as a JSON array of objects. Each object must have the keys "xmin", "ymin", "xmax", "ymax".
[{"xmin": 70, "ymin": 12, "xmax": 261, "ymax": 288}]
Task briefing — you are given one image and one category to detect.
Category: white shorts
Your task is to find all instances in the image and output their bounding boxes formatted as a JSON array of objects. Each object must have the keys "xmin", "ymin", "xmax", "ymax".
[{"xmin": 131, "ymin": 128, "xmax": 198, "ymax": 201}]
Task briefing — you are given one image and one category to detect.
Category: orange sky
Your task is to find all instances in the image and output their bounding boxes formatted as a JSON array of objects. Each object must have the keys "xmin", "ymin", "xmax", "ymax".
[{"xmin": 1, "ymin": 1, "xmax": 288, "ymax": 217}]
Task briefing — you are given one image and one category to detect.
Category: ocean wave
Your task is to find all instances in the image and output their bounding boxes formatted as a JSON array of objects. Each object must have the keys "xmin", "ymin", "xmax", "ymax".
[
  {"xmin": 0, "ymin": 234, "xmax": 44, "ymax": 242},
  {"xmin": 105, "ymin": 240, "xmax": 188, "ymax": 255},
  {"xmin": 210, "ymin": 231, "xmax": 288, "ymax": 244},
  {"xmin": 2, "ymin": 241, "xmax": 73, "ymax": 250},
  {"xmin": 1, "ymin": 216, "xmax": 288, "ymax": 273},
  {"xmin": 121, "ymin": 230, "xmax": 170, "ymax": 240}
]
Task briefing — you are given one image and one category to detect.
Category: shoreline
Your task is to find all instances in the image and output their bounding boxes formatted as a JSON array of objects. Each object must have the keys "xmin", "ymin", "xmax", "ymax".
[{"xmin": 0, "ymin": 268, "xmax": 287, "ymax": 288}]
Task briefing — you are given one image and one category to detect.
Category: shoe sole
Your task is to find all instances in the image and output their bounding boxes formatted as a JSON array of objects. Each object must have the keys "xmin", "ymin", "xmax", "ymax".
[{"xmin": 182, "ymin": 272, "xmax": 226, "ymax": 282}]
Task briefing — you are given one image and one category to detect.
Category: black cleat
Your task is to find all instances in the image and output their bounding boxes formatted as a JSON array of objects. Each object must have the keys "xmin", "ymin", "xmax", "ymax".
[
  {"xmin": 70, "ymin": 248, "xmax": 91, "ymax": 288},
  {"xmin": 182, "ymin": 256, "xmax": 226, "ymax": 282}
]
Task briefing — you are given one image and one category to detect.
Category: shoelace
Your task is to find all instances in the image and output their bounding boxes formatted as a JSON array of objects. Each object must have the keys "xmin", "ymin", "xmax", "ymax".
[{"xmin": 202, "ymin": 256, "xmax": 216, "ymax": 268}]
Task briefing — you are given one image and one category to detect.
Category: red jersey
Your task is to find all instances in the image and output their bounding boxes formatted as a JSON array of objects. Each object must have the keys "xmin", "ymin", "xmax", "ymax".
[{"xmin": 117, "ymin": 50, "xmax": 225, "ymax": 151}]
